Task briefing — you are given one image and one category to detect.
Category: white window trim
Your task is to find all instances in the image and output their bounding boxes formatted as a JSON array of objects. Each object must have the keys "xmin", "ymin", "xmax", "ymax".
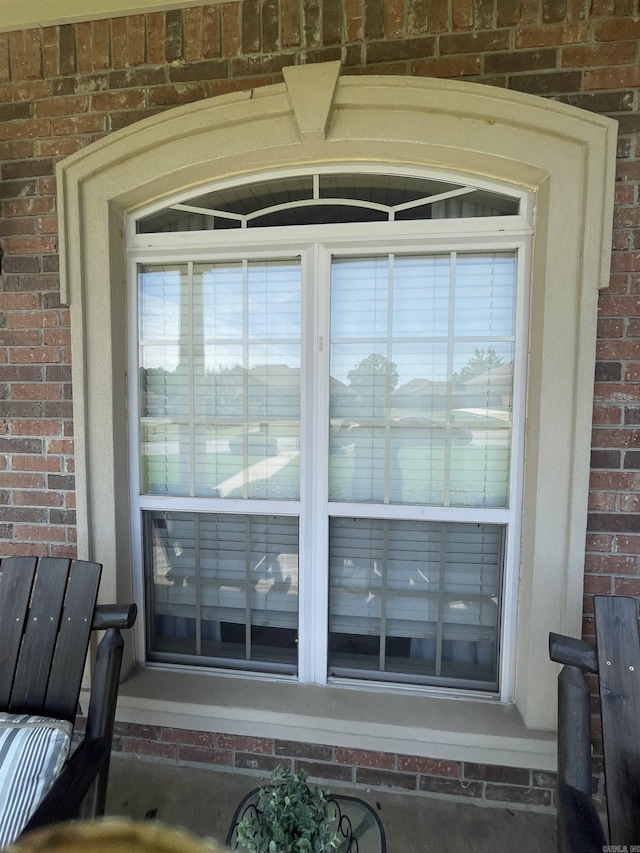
[
  {"xmin": 128, "ymin": 214, "xmax": 530, "ymax": 699},
  {"xmin": 58, "ymin": 63, "xmax": 617, "ymax": 769}
]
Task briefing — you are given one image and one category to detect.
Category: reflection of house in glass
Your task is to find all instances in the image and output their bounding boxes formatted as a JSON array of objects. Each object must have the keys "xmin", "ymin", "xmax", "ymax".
[
  {"xmin": 328, "ymin": 360, "xmax": 513, "ymax": 508},
  {"xmin": 389, "ymin": 367, "xmax": 513, "ymax": 413},
  {"xmin": 331, "ymin": 368, "xmax": 512, "ymax": 421},
  {"xmin": 141, "ymin": 363, "xmax": 301, "ymax": 421},
  {"xmin": 390, "ymin": 376, "xmax": 448, "ymax": 411},
  {"xmin": 457, "ymin": 362, "xmax": 513, "ymax": 410}
]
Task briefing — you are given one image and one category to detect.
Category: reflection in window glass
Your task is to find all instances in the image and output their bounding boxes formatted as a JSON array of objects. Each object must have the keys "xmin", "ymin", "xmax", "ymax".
[
  {"xmin": 329, "ymin": 253, "xmax": 515, "ymax": 508},
  {"xmin": 133, "ymin": 174, "xmax": 524, "ymax": 691},
  {"xmin": 145, "ymin": 511, "xmax": 299, "ymax": 672},
  {"xmin": 329, "ymin": 518, "xmax": 502, "ymax": 689},
  {"xmin": 135, "ymin": 173, "xmax": 520, "ymax": 233},
  {"xmin": 138, "ymin": 260, "xmax": 302, "ymax": 500}
]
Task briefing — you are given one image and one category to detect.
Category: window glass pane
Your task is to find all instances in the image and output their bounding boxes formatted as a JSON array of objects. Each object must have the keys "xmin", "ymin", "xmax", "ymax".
[
  {"xmin": 139, "ymin": 265, "xmax": 190, "ymax": 495},
  {"xmin": 141, "ymin": 423, "xmax": 191, "ymax": 496},
  {"xmin": 451, "ymin": 340, "xmax": 513, "ymax": 507},
  {"xmin": 137, "ymin": 209, "xmax": 222, "ymax": 233},
  {"xmin": 136, "ymin": 174, "xmax": 520, "ymax": 233},
  {"xmin": 319, "ymin": 173, "xmax": 458, "ymax": 205},
  {"xmin": 427, "ymin": 191, "xmax": 518, "ymax": 220},
  {"xmin": 249, "ymin": 204, "xmax": 388, "ymax": 227},
  {"xmin": 454, "ymin": 254, "xmax": 515, "ymax": 337},
  {"xmin": 145, "ymin": 511, "xmax": 299, "ymax": 673},
  {"xmin": 134, "ymin": 176, "xmax": 523, "ymax": 691},
  {"xmin": 139, "ymin": 261, "xmax": 301, "ymax": 500},
  {"xmin": 393, "ymin": 256, "xmax": 450, "ymax": 338},
  {"xmin": 193, "ymin": 261, "xmax": 301, "ymax": 500},
  {"xmin": 328, "ymin": 518, "xmax": 502, "ymax": 689},
  {"xmin": 200, "ymin": 263, "xmax": 244, "ymax": 338},
  {"xmin": 329, "ymin": 253, "xmax": 515, "ymax": 508},
  {"xmin": 191, "ymin": 177, "xmax": 314, "ymax": 217}
]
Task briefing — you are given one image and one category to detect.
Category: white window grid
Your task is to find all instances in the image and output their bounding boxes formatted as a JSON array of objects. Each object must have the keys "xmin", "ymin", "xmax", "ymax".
[{"xmin": 127, "ymin": 167, "xmax": 532, "ymax": 701}]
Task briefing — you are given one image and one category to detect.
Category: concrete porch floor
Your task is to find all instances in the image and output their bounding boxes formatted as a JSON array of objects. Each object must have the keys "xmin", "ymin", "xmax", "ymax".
[{"xmin": 105, "ymin": 755, "xmax": 557, "ymax": 852}]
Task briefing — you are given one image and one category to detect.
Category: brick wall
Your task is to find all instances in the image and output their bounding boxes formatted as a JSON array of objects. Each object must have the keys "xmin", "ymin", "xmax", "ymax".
[
  {"xmin": 1, "ymin": 0, "xmax": 638, "ymax": 806},
  {"xmin": 104, "ymin": 723, "xmax": 558, "ymax": 808}
]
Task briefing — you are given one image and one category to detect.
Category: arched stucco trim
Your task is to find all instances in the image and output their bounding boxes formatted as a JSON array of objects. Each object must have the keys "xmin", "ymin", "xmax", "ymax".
[{"xmin": 59, "ymin": 64, "xmax": 616, "ymax": 759}]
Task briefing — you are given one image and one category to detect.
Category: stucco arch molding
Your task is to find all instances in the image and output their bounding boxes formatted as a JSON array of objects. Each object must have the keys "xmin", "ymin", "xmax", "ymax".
[
  {"xmin": 59, "ymin": 62, "xmax": 616, "ymax": 304},
  {"xmin": 58, "ymin": 64, "xmax": 617, "ymax": 743}
]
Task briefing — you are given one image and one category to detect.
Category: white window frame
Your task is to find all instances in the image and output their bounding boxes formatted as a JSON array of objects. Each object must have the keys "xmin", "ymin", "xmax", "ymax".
[
  {"xmin": 128, "ymin": 193, "xmax": 531, "ymax": 701},
  {"xmin": 58, "ymin": 64, "xmax": 617, "ymax": 769}
]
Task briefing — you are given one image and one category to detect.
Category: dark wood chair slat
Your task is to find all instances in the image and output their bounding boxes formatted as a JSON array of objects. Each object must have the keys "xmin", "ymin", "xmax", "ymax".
[
  {"xmin": 550, "ymin": 594, "xmax": 640, "ymax": 852},
  {"xmin": 46, "ymin": 560, "xmax": 102, "ymax": 722},
  {"xmin": 0, "ymin": 557, "xmax": 38, "ymax": 708},
  {"xmin": 9, "ymin": 559, "xmax": 70, "ymax": 714},
  {"xmin": 594, "ymin": 595, "xmax": 640, "ymax": 847}
]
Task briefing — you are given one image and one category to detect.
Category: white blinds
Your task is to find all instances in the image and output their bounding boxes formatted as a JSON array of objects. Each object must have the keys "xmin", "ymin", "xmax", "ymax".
[
  {"xmin": 329, "ymin": 518, "xmax": 502, "ymax": 683},
  {"xmin": 139, "ymin": 260, "xmax": 301, "ymax": 500},
  {"xmin": 137, "ymin": 248, "xmax": 515, "ymax": 688},
  {"xmin": 146, "ymin": 510, "xmax": 299, "ymax": 668},
  {"xmin": 329, "ymin": 253, "xmax": 515, "ymax": 508}
]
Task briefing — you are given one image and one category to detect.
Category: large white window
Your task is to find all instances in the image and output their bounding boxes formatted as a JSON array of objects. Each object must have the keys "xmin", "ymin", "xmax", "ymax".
[
  {"xmin": 58, "ymin": 66, "xmax": 616, "ymax": 766},
  {"xmin": 130, "ymin": 169, "xmax": 529, "ymax": 694}
]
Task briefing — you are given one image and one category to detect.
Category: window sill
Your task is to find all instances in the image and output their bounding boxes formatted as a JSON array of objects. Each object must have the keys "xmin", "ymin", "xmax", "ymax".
[{"xmin": 106, "ymin": 667, "xmax": 556, "ymax": 771}]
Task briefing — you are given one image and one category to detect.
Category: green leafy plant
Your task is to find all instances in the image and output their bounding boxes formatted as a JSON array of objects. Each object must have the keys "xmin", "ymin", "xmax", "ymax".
[{"xmin": 235, "ymin": 765, "xmax": 340, "ymax": 853}]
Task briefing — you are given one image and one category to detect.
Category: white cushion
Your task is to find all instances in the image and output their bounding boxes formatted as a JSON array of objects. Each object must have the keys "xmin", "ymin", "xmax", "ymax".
[{"xmin": 0, "ymin": 713, "xmax": 72, "ymax": 848}]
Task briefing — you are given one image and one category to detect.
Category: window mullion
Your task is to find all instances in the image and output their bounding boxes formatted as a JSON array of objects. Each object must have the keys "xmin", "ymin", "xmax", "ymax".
[
  {"xmin": 300, "ymin": 243, "xmax": 330, "ymax": 684},
  {"xmin": 245, "ymin": 517, "xmax": 252, "ymax": 661},
  {"xmin": 434, "ymin": 525, "xmax": 447, "ymax": 677},
  {"xmin": 443, "ymin": 253, "xmax": 456, "ymax": 507},
  {"xmin": 383, "ymin": 255, "xmax": 394, "ymax": 505},
  {"xmin": 189, "ymin": 262, "xmax": 198, "ymax": 498},
  {"xmin": 242, "ymin": 260, "xmax": 249, "ymax": 500},
  {"xmin": 379, "ymin": 521, "xmax": 389, "ymax": 671},
  {"xmin": 194, "ymin": 512, "xmax": 202, "ymax": 656}
]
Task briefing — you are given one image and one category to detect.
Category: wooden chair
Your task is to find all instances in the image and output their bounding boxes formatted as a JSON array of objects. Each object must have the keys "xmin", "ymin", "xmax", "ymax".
[
  {"xmin": 549, "ymin": 594, "xmax": 640, "ymax": 853},
  {"xmin": 0, "ymin": 556, "xmax": 136, "ymax": 846}
]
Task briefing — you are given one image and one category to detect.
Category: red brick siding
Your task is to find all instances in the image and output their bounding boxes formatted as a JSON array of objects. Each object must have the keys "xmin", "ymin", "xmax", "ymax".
[
  {"xmin": 105, "ymin": 722, "xmax": 560, "ymax": 809},
  {"xmin": 1, "ymin": 0, "xmax": 638, "ymax": 804}
]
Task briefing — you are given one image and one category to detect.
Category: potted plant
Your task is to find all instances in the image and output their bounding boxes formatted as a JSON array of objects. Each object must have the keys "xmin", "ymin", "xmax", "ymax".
[{"xmin": 235, "ymin": 765, "xmax": 340, "ymax": 853}]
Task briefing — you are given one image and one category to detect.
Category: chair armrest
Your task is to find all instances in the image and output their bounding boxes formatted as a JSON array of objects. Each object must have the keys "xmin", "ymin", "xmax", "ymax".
[
  {"xmin": 84, "ymin": 605, "xmax": 136, "ymax": 816},
  {"xmin": 92, "ymin": 603, "xmax": 137, "ymax": 631},
  {"xmin": 85, "ymin": 604, "xmax": 137, "ymax": 742},
  {"xmin": 21, "ymin": 738, "xmax": 110, "ymax": 834},
  {"xmin": 557, "ymin": 784, "xmax": 606, "ymax": 853},
  {"xmin": 549, "ymin": 633, "xmax": 598, "ymax": 673},
  {"xmin": 85, "ymin": 626, "xmax": 128, "ymax": 742}
]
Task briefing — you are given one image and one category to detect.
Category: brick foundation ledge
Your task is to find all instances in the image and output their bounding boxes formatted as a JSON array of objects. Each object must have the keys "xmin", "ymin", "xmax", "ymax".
[
  {"xmin": 83, "ymin": 666, "xmax": 559, "ymax": 810},
  {"xmin": 103, "ymin": 722, "xmax": 565, "ymax": 812}
]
